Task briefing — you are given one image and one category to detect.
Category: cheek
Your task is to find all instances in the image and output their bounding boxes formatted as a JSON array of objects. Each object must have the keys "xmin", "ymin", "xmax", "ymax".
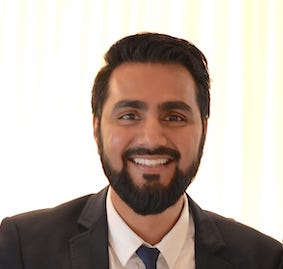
[
  {"xmin": 102, "ymin": 127, "xmax": 132, "ymax": 163},
  {"xmin": 177, "ymin": 130, "xmax": 203, "ymax": 163},
  {"xmin": 108, "ymin": 134, "xmax": 125, "ymax": 151}
]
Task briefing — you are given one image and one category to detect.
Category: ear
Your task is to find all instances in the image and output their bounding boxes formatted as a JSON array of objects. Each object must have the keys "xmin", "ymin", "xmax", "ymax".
[
  {"xmin": 201, "ymin": 119, "xmax": 208, "ymax": 143},
  {"xmin": 203, "ymin": 119, "xmax": 208, "ymax": 135},
  {"xmin": 93, "ymin": 116, "xmax": 99, "ymax": 142}
]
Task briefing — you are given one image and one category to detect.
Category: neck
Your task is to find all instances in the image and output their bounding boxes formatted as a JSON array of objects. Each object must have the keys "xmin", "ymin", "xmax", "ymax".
[{"xmin": 110, "ymin": 187, "xmax": 185, "ymax": 245}]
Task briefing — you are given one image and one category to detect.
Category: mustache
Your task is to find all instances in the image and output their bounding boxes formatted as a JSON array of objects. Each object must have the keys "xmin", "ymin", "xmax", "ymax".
[{"xmin": 123, "ymin": 147, "xmax": 181, "ymax": 161}]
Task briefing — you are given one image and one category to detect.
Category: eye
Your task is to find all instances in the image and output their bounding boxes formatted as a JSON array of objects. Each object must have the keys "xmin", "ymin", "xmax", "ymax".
[
  {"xmin": 164, "ymin": 114, "xmax": 186, "ymax": 122},
  {"xmin": 118, "ymin": 112, "xmax": 141, "ymax": 121},
  {"xmin": 120, "ymin": 113, "xmax": 136, "ymax": 120}
]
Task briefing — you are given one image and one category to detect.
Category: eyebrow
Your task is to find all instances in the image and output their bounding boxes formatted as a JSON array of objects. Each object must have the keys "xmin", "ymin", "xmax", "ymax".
[
  {"xmin": 159, "ymin": 101, "xmax": 193, "ymax": 113},
  {"xmin": 112, "ymin": 100, "xmax": 148, "ymax": 112},
  {"xmin": 112, "ymin": 100, "xmax": 193, "ymax": 113}
]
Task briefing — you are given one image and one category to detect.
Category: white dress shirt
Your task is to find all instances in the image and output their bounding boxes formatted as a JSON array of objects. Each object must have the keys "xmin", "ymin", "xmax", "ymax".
[{"xmin": 106, "ymin": 188, "xmax": 195, "ymax": 269}]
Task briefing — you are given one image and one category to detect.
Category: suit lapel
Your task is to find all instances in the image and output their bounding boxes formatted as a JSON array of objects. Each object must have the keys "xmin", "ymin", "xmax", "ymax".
[
  {"xmin": 70, "ymin": 187, "xmax": 109, "ymax": 269},
  {"xmin": 69, "ymin": 189, "xmax": 233, "ymax": 269},
  {"xmin": 188, "ymin": 196, "xmax": 233, "ymax": 269},
  {"xmin": 195, "ymin": 243, "xmax": 232, "ymax": 269}
]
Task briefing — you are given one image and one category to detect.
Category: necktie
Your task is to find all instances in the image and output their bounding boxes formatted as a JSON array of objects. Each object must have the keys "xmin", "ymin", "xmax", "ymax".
[{"xmin": 136, "ymin": 245, "xmax": 160, "ymax": 269}]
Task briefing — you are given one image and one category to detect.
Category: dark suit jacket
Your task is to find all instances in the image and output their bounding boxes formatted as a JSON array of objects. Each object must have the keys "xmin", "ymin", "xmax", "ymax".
[{"xmin": 0, "ymin": 187, "xmax": 282, "ymax": 269}]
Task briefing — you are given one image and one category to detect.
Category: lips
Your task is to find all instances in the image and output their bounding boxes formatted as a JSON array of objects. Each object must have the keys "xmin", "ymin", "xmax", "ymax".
[
  {"xmin": 131, "ymin": 157, "xmax": 171, "ymax": 166},
  {"xmin": 123, "ymin": 147, "xmax": 181, "ymax": 165}
]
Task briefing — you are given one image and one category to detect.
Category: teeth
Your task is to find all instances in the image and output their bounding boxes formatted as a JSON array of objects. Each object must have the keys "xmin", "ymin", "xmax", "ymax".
[{"xmin": 133, "ymin": 158, "xmax": 169, "ymax": 166}]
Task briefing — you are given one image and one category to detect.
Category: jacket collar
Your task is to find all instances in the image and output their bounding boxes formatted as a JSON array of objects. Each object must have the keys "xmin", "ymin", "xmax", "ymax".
[
  {"xmin": 70, "ymin": 187, "xmax": 109, "ymax": 269},
  {"xmin": 188, "ymin": 195, "xmax": 233, "ymax": 269},
  {"xmin": 69, "ymin": 188, "xmax": 232, "ymax": 269}
]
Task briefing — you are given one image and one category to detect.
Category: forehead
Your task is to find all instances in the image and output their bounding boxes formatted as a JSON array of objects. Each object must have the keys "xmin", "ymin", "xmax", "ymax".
[{"xmin": 106, "ymin": 62, "xmax": 198, "ymax": 109}]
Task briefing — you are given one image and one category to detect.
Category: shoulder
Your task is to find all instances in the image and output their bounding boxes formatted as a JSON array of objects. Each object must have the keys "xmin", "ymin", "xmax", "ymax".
[
  {"xmin": 206, "ymin": 210, "xmax": 280, "ymax": 247},
  {"xmin": 1, "ymin": 187, "xmax": 108, "ymax": 238},
  {"xmin": 188, "ymin": 196, "xmax": 282, "ymax": 267},
  {"xmin": 0, "ymin": 194, "xmax": 91, "ymax": 240},
  {"xmin": 188, "ymin": 195, "xmax": 280, "ymax": 248},
  {"xmin": 204, "ymin": 210, "xmax": 282, "ymax": 265},
  {"xmin": 0, "ymin": 188, "xmax": 109, "ymax": 267},
  {"xmin": 9, "ymin": 194, "xmax": 91, "ymax": 224}
]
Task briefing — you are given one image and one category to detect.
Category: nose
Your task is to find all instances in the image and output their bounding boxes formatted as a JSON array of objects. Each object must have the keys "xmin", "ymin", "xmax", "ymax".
[{"xmin": 136, "ymin": 118, "xmax": 167, "ymax": 148}]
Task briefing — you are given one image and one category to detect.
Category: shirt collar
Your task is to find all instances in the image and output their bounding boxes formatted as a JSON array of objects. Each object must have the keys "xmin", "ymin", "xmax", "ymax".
[
  {"xmin": 155, "ymin": 193, "xmax": 190, "ymax": 268},
  {"xmin": 107, "ymin": 188, "xmax": 143, "ymax": 266},
  {"xmin": 106, "ymin": 187, "xmax": 191, "ymax": 268}
]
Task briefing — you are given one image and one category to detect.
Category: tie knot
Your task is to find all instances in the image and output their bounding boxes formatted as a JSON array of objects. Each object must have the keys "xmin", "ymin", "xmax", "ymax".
[{"xmin": 136, "ymin": 245, "xmax": 160, "ymax": 269}]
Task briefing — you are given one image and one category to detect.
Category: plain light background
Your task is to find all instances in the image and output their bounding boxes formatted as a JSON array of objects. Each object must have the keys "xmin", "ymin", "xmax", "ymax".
[{"xmin": 0, "ymin": 0, "xmax": 282, "ymax": 242}]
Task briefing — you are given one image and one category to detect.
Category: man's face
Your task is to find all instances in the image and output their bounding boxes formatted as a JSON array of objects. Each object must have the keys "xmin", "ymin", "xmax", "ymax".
[{"xmin": 94, "ymin": 62, "xmax": 206, "ymax": 215}]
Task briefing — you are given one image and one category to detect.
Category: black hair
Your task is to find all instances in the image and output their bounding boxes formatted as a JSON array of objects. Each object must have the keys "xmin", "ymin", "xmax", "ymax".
[{"xmin": 91, "ymin": 32, "xmax": 210, "ymax": 122}]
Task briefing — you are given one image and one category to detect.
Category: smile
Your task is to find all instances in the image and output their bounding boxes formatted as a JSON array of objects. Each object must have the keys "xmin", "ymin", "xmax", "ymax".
[{"xmin": 131, "ymin": 158, "xmax": 171, "ymax": 166}]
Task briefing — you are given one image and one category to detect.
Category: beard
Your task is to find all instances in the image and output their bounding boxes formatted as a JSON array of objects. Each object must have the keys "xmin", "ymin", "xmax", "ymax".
[{"xmin": 97, "ymin": 128, "xmax": 206, "ymax": 215}]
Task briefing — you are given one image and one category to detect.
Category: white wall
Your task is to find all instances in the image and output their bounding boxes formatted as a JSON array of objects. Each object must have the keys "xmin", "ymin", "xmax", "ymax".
[{"xmin": 0, "ymin": 0, "xmax": 282, "ymax": 242}]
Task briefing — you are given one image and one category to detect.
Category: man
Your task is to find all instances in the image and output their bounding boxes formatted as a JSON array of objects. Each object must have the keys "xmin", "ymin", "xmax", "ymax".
[{"xmin": 0, "ymin": 33, "xmax": 282, "ymax": 269}]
